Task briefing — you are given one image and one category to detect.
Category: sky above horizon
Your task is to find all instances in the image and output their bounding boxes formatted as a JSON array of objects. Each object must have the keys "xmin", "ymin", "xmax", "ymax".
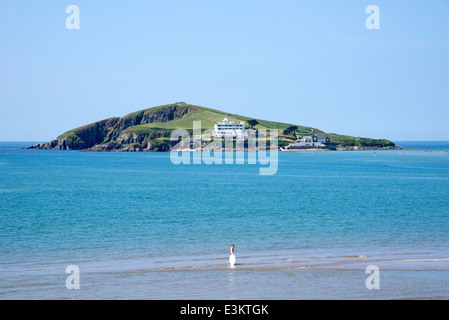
[{"xmin": 1, "ymin": 0, "xmax": 448, "ymax": 141}]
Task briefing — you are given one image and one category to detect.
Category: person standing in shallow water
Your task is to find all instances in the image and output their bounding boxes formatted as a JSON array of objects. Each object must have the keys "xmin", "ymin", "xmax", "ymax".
[{"xmin": 229, "ymin": 244, "xmax": 236, "ymax": 266}]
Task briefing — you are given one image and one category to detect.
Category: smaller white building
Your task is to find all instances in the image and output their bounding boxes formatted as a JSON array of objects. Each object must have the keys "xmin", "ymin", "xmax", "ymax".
[
  {"xmin": 298, "ymin": 136, "xmax": 314, "ymax": 147},
  {"xmin": 314, "ymin": 134, "xmax": 327, "ymax": 146},
  {"xmin": 212, "ymin": 117, "xmax": 248, "ymax": 138},
  {"xmin": 288, "ymin": 134, "xmax": 327, "ymax": 148}
]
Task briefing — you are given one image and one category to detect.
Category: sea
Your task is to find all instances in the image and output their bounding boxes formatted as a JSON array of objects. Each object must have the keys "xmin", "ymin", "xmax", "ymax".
[{"xmin": 0, "ymin": 141, "xmax": 448, "ymax": 300}]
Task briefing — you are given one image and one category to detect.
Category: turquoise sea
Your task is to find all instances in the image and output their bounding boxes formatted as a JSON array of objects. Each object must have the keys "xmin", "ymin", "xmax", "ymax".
[{"xmin": 0, "ymin": 141, "xmax": 448, "ymax": 299}]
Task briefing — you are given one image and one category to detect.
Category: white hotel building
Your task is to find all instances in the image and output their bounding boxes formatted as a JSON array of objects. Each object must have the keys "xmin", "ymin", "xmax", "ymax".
[{"xmin": 212, "ymin": 117, "xmax": 248, "ymax": 138}]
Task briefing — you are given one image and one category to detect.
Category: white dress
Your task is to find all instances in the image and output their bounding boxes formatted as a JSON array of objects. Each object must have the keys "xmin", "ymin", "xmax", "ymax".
[{"xmin": 229, "ymin": 247, "xmax": 236, "ymax": 266}]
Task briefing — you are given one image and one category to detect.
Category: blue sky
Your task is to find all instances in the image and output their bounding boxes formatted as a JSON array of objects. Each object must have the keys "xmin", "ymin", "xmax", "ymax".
[{"xmin": 1, "ymin": 0, "xmax": 448, "ymax": 141}]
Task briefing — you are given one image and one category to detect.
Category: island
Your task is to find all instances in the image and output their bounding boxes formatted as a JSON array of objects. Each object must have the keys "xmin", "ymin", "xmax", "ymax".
[{"xmin": 25, "ymin": 102, "xmax": 399, "ymax": 152}]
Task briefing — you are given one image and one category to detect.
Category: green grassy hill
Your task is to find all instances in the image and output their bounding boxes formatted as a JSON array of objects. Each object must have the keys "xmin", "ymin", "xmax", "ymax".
[
  {"xmin": 26, "ymin": 102, "xmax": 396, "ymax": 151},
  {"xmin": 121, "ymin": 102, "xmax": 321, "ymax": 135}
]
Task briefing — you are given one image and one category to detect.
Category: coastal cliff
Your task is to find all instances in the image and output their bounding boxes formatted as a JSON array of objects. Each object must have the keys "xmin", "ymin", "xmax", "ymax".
[{"xmin": 27, "ymin": 103, "xmax": 194, "ymax": 152}]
